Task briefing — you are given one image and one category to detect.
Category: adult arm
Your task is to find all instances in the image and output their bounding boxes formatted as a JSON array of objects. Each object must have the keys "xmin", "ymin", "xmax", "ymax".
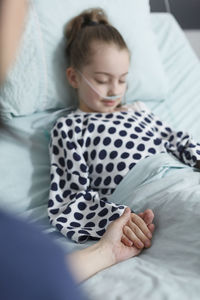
[{"xmin": 0, "ymin": 0, "xmax": 28, "ymax": 84}]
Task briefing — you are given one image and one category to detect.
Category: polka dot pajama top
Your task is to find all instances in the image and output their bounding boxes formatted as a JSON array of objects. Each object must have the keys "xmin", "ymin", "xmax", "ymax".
[{"xmin": 48, "ymin": 101, "xmax": 200, "ymax": 243}]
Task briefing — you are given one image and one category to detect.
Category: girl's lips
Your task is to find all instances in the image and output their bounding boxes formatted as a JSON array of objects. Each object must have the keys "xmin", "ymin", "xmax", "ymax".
[{"xmin": 102, "ymin": 100, "xmax": 116, "ymax": 106}]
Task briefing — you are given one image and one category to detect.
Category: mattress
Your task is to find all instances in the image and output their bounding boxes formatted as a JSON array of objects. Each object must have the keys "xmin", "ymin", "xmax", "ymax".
[{"xmin": 150, "ymin": 13, "xmax": 200, "ymax": 141}]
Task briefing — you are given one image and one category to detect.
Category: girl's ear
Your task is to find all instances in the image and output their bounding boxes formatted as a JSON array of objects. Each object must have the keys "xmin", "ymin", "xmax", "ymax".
[{"xmin": 66, "ymin": 67, "xmax": 79, "ymax": 89}]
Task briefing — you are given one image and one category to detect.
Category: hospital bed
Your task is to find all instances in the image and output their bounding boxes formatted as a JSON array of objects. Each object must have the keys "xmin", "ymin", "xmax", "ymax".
[{"xmin": 0, "ymin": 1, "xmax": 200, "ymax": 299}]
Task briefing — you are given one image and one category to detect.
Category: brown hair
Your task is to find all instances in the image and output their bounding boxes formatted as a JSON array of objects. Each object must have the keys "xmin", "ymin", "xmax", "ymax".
[{"xmin": 64, "ymin": 8, "xmax": 129, "ymax": 70}]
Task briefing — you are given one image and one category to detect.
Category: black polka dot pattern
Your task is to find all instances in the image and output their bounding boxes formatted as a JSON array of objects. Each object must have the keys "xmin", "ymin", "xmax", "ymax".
[{"xmin": 48, "ymin": 102, "xmax": 200, "ymax": 243}]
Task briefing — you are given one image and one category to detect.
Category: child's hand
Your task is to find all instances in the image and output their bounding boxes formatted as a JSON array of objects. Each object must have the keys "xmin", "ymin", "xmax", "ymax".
[{"xmin": 121, "ymin": 209, "xmax": 155, "ymax": 249}]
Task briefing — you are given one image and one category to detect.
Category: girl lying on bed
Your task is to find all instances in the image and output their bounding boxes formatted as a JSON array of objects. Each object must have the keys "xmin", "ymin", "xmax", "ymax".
[
  {"xmin": 0, "ymin": 1, "xmax": 157, "ymax": 286},
  {"xmin": 48, "ymin": 8, "xmax": 200, "ymax": 248}
]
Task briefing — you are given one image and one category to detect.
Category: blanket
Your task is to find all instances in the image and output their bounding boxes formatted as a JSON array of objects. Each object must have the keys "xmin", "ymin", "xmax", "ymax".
[{"xmin": 83, "ymin": 153, "xmax": 200, "ymax": 300}]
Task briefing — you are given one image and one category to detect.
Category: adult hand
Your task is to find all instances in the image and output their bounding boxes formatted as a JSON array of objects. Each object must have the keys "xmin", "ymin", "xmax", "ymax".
[
  {"xmin": 67, "ymin": 207, "xmax": 155, "ymax": 283},
  {"xmin": 98, "ymin": 207, "xmax": 151, "ymax": 265}
]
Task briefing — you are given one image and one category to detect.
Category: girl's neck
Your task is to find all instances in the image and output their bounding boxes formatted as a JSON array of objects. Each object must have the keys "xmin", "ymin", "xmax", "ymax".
[{"xmin": 76, "ymin": 105, "xmax": 129, "ymax": 114}]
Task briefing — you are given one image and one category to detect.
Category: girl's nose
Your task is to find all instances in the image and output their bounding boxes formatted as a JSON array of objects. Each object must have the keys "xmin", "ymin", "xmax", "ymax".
[{"xmin": 107, "ymin": 81, "xmax": 121, "ymax": 96}]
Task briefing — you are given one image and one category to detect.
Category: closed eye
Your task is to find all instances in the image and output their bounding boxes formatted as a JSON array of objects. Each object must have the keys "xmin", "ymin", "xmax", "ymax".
[
  {"xmin": 95, "ymin": 80, "xmax": 108, "ymax": 84},
  {"xmin": 119, "ymin": 79, "xmax": 127, "ymax": 84}
]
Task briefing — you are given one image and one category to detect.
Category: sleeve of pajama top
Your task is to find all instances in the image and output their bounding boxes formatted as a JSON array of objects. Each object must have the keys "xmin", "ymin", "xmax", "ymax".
[
  {"xmin": 137, "ymin": 102, "xmax": 200, "ymax": 167},
  {"xmin": 48, "ymin": 117, "xmax": 127, "ymax": 243}
]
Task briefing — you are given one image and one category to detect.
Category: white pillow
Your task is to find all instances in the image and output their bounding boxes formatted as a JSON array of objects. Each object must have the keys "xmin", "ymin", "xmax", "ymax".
[{"xmin": 0, "ymin": 0, "xmax": 168, "ymax": 118}]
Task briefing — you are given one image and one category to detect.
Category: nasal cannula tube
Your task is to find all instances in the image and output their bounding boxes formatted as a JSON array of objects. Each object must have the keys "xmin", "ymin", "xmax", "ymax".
[{"xmin": 77, "ymin": 70, "xmax": 124, "ymax": 101}]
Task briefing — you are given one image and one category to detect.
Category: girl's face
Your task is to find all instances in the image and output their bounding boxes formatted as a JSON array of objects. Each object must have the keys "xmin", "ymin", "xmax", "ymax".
[{"xmin": 68, "ymin": 42, "xmax": 130, "ymax": 113}]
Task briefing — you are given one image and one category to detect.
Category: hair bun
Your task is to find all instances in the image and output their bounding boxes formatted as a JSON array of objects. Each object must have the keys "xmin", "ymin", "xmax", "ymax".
[
  {"xmin": 81, "ymin": 8, "xmax": 109, "ymax": 28},
  {"xmin": 64, "ymin": 8, "xmax": 110, "ymax": 57},
  {"xmin": 82, "ymin": 19, "xmax": 99, "ymax": 27},
  {"xmin": 65, "ymin": 8, "xmax": 109, "ymax": 39}
]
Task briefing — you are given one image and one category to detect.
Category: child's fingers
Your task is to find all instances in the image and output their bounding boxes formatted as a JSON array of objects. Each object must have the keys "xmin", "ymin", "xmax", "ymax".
[
  {"xmin": 143, "ymin": 209, "xmax": 154, "ymax": 225},
  {"xmin": 121, "ymin": 234, "xmax": 133, "ymax": 247},
  {"xmin": 123, "ymin": 226, "xmax": 145, "ymax": 249},
  {"xmin": 148, "ymin": 223, "xmax": 155, "ymax": 233},
  {"xmin": 138, "ymin": 209, "xmax": 154, "ymax": 225},
  {"xmin": 138, "ymin": 212, "xmax": 144, "ymax": 218}
]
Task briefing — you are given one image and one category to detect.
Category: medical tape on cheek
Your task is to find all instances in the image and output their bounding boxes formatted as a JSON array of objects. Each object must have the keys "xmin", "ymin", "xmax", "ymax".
[{"xmin": 77, "ymin": 70, "xmax": 123, "ymax": 101}]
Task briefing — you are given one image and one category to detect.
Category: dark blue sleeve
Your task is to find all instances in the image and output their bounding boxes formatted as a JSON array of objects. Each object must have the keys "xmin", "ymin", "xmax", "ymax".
[{"xmin": 0, "ymin": 209, "xmax": 88, "ymax": 300}]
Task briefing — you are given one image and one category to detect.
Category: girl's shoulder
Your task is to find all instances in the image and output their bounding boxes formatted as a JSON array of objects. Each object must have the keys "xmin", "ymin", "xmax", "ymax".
[
  {"xmin": 52, "ymin": 111, "xmax": 78, "ymax": 130},
  {"xmin": 56, "ymin": 109, "xmax": 83, "ymax": 123}
]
